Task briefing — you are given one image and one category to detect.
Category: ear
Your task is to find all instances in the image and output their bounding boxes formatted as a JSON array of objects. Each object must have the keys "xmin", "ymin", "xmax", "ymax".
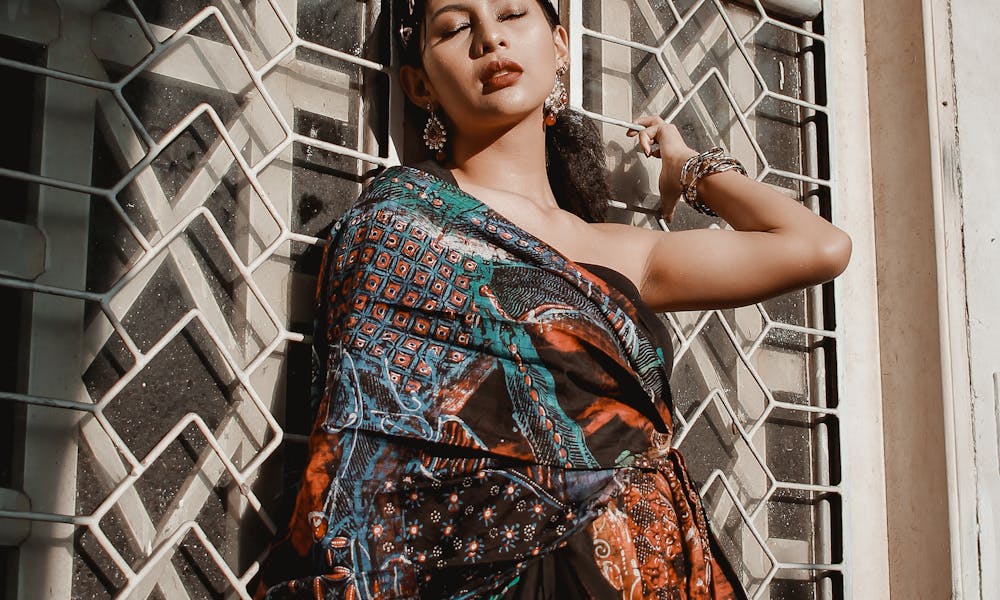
[
  {"xmin": 399, "ymin": 65, "xmax": 438, "ymax": 109},
  {"xmin": 551, "ymin": 24, "xmax": 569, "ymax": 66}
]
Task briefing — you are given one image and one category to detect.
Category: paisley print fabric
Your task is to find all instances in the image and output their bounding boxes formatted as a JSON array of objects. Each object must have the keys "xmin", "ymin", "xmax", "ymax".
[{"xmin": 257, "ymin": 165, "xmax": 746, "ymax": 599}]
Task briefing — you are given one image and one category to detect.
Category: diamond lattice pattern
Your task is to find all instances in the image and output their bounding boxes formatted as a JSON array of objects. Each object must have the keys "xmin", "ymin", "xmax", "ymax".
[{"xmin": 0, "ymin": 1, "xmax": 838, "ymax": 598}]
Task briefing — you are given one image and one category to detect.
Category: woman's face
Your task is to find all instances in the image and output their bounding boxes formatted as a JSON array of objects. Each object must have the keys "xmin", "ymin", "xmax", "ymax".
[{"xmin": 403, "ymin": 0, "xmax": 569, "ymax": 135}]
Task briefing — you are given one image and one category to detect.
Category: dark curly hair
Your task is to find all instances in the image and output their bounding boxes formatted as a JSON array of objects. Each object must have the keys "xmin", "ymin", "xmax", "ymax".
[{"xmin": 395, "ymin": 0, "xmax": 612, "ymax": 223}]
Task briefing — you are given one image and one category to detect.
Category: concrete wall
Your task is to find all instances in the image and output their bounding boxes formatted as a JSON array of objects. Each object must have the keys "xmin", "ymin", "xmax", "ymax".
[
  {"xmin": 951, "ymin": 1, "xmax": 1000, "ymax": 596},
  {"xmin": 863, "ymin": 1, "xmax": 954, "ymax": 597}
]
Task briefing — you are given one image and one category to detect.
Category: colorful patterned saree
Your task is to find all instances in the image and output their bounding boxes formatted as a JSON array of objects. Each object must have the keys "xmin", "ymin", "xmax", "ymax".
[{"xmin": 258, "ymin": 165, "xmax": 746, "ymax": 599}]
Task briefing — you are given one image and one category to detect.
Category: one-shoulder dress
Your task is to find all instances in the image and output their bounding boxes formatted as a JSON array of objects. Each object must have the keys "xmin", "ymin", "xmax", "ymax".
[{"xmin": 256, "ymin": 164, "xmax": 748, "ymax": 600}]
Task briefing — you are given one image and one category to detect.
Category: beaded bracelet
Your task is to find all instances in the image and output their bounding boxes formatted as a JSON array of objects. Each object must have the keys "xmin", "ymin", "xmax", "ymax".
[{"xmin": 679, "ymin": 147, "xmax": 748, "ymax": 217}]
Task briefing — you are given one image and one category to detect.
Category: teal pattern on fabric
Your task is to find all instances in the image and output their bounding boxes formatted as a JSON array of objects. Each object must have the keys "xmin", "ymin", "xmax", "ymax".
[
  {"xmin": 260, "ymin": 165, "xmax": 712, "ymax": 600},
  {"xmin": 316, "ymin": 166, "xmax": 672, "ymax": 467}
]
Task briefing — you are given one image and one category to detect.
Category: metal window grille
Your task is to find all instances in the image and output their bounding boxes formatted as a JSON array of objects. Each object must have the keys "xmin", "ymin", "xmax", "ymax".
[
  {"xmin": 573, "ymin": 2, "xmax": 840, "ymax": 597},
  {"xmin": 0, "ymin": 1, "xmax": 840, "ymax": 598}
]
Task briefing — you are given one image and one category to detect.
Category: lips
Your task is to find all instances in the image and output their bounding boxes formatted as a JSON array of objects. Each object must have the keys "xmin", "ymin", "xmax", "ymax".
[{"xmin": 481, "ymin": 57, "xmax": 523, "ymax": 92}]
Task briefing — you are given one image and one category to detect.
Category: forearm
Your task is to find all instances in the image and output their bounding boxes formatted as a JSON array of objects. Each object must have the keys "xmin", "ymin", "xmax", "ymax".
[
  {"xmin": 631, "ymin": 118, "xmax": 852, "ymax": 307},
  {"xmin": 681, "ymin": 166, "xmax": 852, "ymax": 281},
  {"xmin": 694, "ymin": 169, "xmax": 830, "ymax": 236}
]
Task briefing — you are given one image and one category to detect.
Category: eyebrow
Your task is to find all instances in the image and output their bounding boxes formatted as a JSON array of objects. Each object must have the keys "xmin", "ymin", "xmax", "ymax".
[{"xmin": 429, "ymin": 4, "xmax": 470, "ymax": 21}]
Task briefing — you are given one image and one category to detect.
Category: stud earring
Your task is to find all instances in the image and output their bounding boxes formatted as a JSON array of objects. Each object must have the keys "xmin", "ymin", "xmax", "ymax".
[
  {"xmin": 423, "ymin": 104, "xmax": 447, "ymax": 162},
  {"xmin": 544, "ymin": 64, "xmax": 568, "ymax": 126}
]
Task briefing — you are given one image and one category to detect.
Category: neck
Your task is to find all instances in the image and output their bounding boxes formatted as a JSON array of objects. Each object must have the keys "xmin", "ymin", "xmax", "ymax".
[{"xmin": 447, "ymin": 111, "xmax": 557, "ymax": 209}]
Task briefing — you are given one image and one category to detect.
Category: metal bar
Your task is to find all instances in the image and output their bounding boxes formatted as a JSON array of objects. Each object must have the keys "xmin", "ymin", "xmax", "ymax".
[
  {"xmin": 77, "ymin": 415, "xmax": 194, "ymax": 598},
  {"xmin": 759, "ymin": 0, "xmax": 822, "ymax": 19},
  {"xmin": 701, "ymin": 471, "xmax": 780, "ymax": 598},
  {"xmin": 0, "ymin": 56, "xmax": 117, "ymax": 90},
  {"xmin": 115, "ymin": 522, "xmax": 252, "ymax": 600},
  {"xmin": 15, "ymin": 8, "xmax": 104, "ymax": 593},
  {"xmin": 775, "ymin": 481, "xmax": 839, "ymax": 494},
  {"xmin": 0, "ymin": 510, "xmax": 91, "ymax": 526},
  {"xmin": 775, "ymin": 561, "xmax": 843, "ymax": 571},
  {"xmin": 0, "ymin": 391, "xmax": 97, "ymax": 412},
  {"xmin": 121, "ymin": 0, "xmax": 159, "ymax": 45},
  {"xmin": 0, "ymin": 165, "xmax": 106, "ymax": 196}
]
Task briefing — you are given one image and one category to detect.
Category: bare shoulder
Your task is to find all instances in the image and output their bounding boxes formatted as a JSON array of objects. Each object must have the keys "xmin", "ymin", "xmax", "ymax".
[
  {"xmin": 589, "ymin": 221, "xmax": 654, "ymax": 237},
  {"xmin": 575, "ymin": 221, "xmax": 665, "ymax": 288},
  {"xmin": 588, "ymin": 221, "xmax": 662, "ymax": 254}
]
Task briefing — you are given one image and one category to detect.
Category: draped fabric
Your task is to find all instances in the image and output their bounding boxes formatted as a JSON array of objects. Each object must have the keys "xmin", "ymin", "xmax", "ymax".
[{"xmin": 258, "ymin": 166, "xmax": 746, "ymax": 600}]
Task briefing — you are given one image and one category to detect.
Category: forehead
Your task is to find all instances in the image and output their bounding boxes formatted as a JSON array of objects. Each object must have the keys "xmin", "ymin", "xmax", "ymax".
[{"xmin": 424, "ymin": 0, "xmax": 525, "ymax": 16}]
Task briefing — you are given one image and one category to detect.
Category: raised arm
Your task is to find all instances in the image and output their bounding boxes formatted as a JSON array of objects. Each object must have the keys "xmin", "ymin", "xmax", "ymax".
[{"xmin": 616, "ymin": 116, "xmax": 851, "ymax": 312}]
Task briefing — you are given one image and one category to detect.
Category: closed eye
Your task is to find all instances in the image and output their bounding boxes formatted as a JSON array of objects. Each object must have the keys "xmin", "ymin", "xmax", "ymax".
[
  {"xmin": 438, "ymin": 8, "xmax": 525, "ymax": 39},
  {"xmin": 442, "ymin": 22, "xmax": 470, "ymax": 37}
]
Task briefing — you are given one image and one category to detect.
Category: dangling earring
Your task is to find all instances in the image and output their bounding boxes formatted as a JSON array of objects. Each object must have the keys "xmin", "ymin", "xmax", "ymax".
[
  {"xmin": 544, "ymin": 64, "xmax": 568, "ymax": 126},
  {"xmin": 423, "ymin": 104, "xmax": 447, "ymax": 162}
]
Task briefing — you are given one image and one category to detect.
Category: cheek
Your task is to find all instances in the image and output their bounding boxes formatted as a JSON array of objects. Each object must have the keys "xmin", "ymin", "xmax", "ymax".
[{"xmin": 423, "ymin": 53, "xmax": 473, "ymax": 92}]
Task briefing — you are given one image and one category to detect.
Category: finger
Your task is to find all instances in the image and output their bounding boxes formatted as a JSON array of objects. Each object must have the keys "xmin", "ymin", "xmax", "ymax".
[
  {"xmin": 643, "ymin": 131, "xmax": 660, "ymax": 157},
  {"xmin": 665, "ymin": 208, "xmax": 675, "ymax": 224},
  {"xmin": 634, "ymin": 115, "xmax": 663, "ymax": 128},
  {"xmin": 660, "ymin": 206, "xmax": 671, "ymax": 224},
  {"xmin": 637, "ymin": 131, "xmax": 651, "ymax": 156},
  {"xmin": 640, "ymin": 123, "xmax": 658, "ymax": 139},
  {"xmin": 649, "ymin": 128, "xmax": 669, "ymax": 156},
  {"xmin": 643, "ymin": 124, "xmax": 666, "ymax": 146}
]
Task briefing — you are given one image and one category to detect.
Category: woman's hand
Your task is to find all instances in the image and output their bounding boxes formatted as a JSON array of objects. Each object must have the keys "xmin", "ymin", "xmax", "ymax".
[{"xmin": 626, "ymin": 116, "xmax": 698, "ymax": 223}]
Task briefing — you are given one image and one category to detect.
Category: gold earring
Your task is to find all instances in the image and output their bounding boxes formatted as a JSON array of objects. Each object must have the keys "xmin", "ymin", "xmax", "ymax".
[
  {"xmin": 423, "ymin": 104, "xmax": 447, "ymax": 162},
  {"xmin": 544, "ymin": 65, "xmax": 568, "ymax": 126}
]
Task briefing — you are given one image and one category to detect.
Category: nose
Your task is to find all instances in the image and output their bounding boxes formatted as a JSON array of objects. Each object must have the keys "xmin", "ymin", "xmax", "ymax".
[{"xmin": 473, "ymin": 19, "xmax": 508, "ymax": 56}]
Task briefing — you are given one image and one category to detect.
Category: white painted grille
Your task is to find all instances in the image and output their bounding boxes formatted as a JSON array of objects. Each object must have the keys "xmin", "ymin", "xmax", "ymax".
[{"xmin": 0, "ymin": 1, "xmax": 840, "ymax": 598}]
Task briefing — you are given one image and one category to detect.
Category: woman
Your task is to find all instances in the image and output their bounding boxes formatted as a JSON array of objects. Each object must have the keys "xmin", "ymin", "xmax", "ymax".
[{"xmin": 257, "ymin": 0, "xmax": 851, "ymax": 598}]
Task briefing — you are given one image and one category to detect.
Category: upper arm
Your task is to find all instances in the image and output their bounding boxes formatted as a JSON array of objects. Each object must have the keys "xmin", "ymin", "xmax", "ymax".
[{"xmin": 597, "ymin": 223, "xmax": 851, "ymax": 312}]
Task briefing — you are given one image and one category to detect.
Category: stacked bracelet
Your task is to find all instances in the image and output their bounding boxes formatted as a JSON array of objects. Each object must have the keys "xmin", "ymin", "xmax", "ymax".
[{"xmin": 679, "ymin": 147, "xmax": 748, "ymax": 217}]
